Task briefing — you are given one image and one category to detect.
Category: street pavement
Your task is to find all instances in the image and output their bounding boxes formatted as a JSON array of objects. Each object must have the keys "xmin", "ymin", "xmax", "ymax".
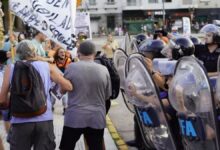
[
  {"xmin": 0, "ymin": 100, "xmax": 118, "ymax": 150},
  {"xmin": 109, "ymin": 94, "xmax": 137, "ymax": 150}
]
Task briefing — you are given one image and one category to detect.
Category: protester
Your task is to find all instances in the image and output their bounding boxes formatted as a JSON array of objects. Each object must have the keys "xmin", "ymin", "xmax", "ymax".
[
  {"xmin": 102, "ymin": 34, "xmax": 119, "ymax": 59},
  {"xmin": 0, "ymin": 40, "xmax": 73, "ymax": 150},
  {"xmin": 47, "ymin": 41, "xmax": 61, "ymax": 58},
  {"xmin": 52, "ymin": 47, "xmax": 72, "ymax": 113},
  {"xmin": 31, "ymin": 31, "xmax": 54, "ymax": 63},
  {"xmin": 54, "ymin": 47, "xmax": 72, "ymax": 73},
  {"xmin": 59, "ymin": 41, "xmax": 111, "ymax": 150},
  {"xmin": 17, "ymin": 32, "xmax": 26, "ymax": 43}
]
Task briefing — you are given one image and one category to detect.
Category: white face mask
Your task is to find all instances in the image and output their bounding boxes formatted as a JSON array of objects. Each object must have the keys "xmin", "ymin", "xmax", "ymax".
[{"xmin": 205, "ymin": 32, "xmax": 214, "ymax": 44}]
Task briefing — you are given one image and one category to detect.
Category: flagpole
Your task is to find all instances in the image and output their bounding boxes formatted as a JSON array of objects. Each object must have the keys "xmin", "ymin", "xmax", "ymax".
[{"xmin": 9, "ymin": 10, "xmax": 15, "ymax": 63}]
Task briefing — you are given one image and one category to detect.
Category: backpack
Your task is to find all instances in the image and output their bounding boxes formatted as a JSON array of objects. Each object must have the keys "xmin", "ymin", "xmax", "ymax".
[
  {"xmin": 10, "ymin": 61, "xmax": 47, "ymax": 118},
  {"xmin": 95, "ymin": 52, "xmax": 120, "ymax": 99}
]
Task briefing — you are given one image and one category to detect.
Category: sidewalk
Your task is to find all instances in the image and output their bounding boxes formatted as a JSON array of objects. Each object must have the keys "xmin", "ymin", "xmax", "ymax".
[{"xmin": 0, "ymin": 101, "xmax": 118, "ymax": 150}]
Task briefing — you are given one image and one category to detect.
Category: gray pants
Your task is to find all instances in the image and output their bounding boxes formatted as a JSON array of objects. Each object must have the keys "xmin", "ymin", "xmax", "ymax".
[{"xmin": 8, "ymin": 121, "xmax": 56, "ymax": 150}]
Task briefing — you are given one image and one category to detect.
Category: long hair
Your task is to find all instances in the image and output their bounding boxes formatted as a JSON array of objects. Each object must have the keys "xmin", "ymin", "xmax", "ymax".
[{"xmin": 53, "ymin": 47, "xmax": 64, "ymax": 62}]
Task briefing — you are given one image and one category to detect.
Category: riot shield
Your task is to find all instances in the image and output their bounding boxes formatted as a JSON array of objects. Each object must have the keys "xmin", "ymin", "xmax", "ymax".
[
  {"xmin": 125, "ymin": 53, "xmax": 177, "ymax": 150},
  {"xmin": 125, "ymin": 32, "xmax": 131, "ymax": 53},
  {"xmin": 126, "ymin": 37, "xmax": 139, "ymax": 55},
  {"xmin": 113, "ymin": 49, "xmax": 134, "ymax": 113},
  {"xmin": 169, "ymin": 56, "xmax": 220, "ymax": 150}
]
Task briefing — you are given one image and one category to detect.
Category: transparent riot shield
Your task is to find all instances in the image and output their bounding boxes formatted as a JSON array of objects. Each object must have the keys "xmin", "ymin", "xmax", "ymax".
[
  {"xmin": 125, "ymin": 32, "xmax": 131, "ymax": 53},
  {"xmin": 126, "ymin": 37, "xmax": 139, "ymax": 55},
  {"xmin": 217, "ymin": 58, "xmax": 220, "ymax": 101},
  {"xmin": 125, "ymin": 53, "xmax": 177, "ymax": 150},
  {"xmin": 169, "ymin": 56, "xmax": 220, "ymax": 150},
  {"xmin": 113, "ymin": 49, "xmax": 134, "ymax": 113}
]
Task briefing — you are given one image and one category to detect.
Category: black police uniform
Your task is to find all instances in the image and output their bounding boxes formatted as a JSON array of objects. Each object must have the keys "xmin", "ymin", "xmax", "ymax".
[{"xmin": 194, "ymin": 44, "xmax": 220, "ymax": 72}]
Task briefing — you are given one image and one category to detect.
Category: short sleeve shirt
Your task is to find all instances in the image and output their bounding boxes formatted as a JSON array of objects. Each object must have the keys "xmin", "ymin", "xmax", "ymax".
[{"xmin": 64, "ymin": 60, "xmax": 111, "ymax": 129}]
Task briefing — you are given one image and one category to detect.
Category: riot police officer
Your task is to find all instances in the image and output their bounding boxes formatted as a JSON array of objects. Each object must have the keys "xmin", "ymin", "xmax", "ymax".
[
  {"xmin": 161, "ymin": 37, "xmax": 195, "ymax": 60},
  {"xmin": 126, "ymin": 39, "xmax": 167, "ymax": 149},
  {"xmin": 194, "ymin": 24, "xmax": 220, "ymax": 75},
  {"xmin": 128, "ymin": 33, "xmax": 147, "ymax": 54},
  {"xmin": 135, "ymin": 33, "xmax": 147, "ymax": 47}
]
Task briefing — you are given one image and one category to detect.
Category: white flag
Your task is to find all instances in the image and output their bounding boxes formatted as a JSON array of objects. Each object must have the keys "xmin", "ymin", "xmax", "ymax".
[{"xmin": 10, "ymin": 0, "xmax": 76, "ymax": 50}]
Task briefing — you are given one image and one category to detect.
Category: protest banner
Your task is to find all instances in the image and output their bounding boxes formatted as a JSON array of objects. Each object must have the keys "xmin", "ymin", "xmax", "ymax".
[
  {"xmin": 182, "ymin": 17, "xmax": 191, "ymax": 36},
  {"xmin": 9, "ymin": 0, "xmax": 77, "ymax": 50},
  {"xmin": 75, "ymin": 11, "xmax": 92, "ymax": 39},
  {"xmin": 50, "ymin": 82, "xmax": 64, "ymax": 101}
]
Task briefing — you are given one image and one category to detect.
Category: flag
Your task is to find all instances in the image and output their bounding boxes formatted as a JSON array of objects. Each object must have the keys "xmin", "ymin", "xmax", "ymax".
[{"xmin": 9, "ymin": 0, "xmax": 77, "ymax": 50}]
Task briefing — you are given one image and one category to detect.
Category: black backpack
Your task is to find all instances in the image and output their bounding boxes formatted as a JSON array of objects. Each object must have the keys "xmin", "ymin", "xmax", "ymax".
[
  {"xmin": 95, "ymin": 52, "xmax": 120, "ymax": 99},
  {"xmin": 10, "ymin": 61, "xmax": 47, "ymax": 118}
]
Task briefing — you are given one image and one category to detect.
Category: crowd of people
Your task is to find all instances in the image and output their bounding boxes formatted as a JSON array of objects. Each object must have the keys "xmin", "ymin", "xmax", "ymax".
[
  {"xmin": 0, "ymin": 29, "xmax": 113, "ymax": 150},
  {"xmin": 0, "ymin": 21, "xmax": 220, "ymax": 150},
  {"xmin": 121, "ymin": 23, "xmax": 220, "ymax": 150}
]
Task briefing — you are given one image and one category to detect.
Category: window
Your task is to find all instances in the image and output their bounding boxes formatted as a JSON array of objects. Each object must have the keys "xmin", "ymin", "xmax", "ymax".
[
  {"xmin": 127, "ymin": 0, "xmax": 136, "ymax": 6},
  {"xmin": 89, "ymin": 0, "xmax": 96, "ymax": 5},
  {"xmin": 183, "ymin": 0, "xmax": 193, "ymax": 4},
  {"xmin": 107, "ymin": 16, "xmax": 115, "ymax": 30},
  {"xmin": 149, "ymin": 0, "xmax": 158, "ymax": 3},
  {"xmin": 107, "ymin": 0, "xmax": 115, "ymax": 4}
]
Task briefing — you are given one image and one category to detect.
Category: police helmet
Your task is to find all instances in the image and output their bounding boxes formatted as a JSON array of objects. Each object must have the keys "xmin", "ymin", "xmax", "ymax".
[
  {"xmin": 171, "ymin": 37, "xmax": 195, "ymax": 60},
  {"xmin": 135, "ymin": 33, "xmax": 147, "ymax": 46},
  {"xmin": 200, "ymin": 24, "xmax": 220, "ymax": 44},
  {"xmin": 139, "ymin": 39, "xmax": 165, "ymax": 58},
  {"xmin": 172, "ymin": 37, "xmax": 195, "ymax": 59},
  {"xmin": 190, "ymin": 36, "xmax": 201, "ymax": 45}
]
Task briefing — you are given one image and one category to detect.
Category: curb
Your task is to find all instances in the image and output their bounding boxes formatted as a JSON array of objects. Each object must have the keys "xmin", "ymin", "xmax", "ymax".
[{"xmin": 106, "ymin": 115, "xmax": 128, "ymax": 150}]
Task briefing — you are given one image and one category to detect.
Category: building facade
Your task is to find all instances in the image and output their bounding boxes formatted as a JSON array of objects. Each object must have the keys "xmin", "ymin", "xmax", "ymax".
[
  {"xmin": 78, "ymin": 0, "xmax": 123, "ymax": 35},
  {"xmin": 195, "ymin": 0, "xmax": 220, "ymax": 23},
  {"xmin": 80, "ymin": 0, "xmax": 220, "ymax": 34},
  {"xmin": 1, "ymin": 0, "xmax": 220, "ymax": 34}
]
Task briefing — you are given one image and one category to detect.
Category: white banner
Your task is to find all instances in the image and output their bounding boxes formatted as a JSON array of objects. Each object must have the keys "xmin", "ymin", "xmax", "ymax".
[
  {"xmin": 10, "ymin": 0, "xmax": 76, "ymax": 50},
  {"xmin": 75, "ymin": 12, "xmax": 92, "ymax": 39},
  {"xmin": 182, "ymin": 17, "xmax": 191, "ymax": 36}
]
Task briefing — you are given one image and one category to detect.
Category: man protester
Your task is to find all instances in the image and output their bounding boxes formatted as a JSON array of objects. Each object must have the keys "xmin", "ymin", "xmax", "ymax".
[
  {"xmin": 59, "ymin": 41, "xmax": 111, "ymax": 150},
  {"xmin": 32, "ymin": 30, "xmax": 54, "ymax": 63},
  {"xmin": 0, "ymin": 40, "xmax": 73, "ymax": 150}
]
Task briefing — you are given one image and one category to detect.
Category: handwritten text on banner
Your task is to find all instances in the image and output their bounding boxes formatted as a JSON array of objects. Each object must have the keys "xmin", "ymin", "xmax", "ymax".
[{"xmin": 10, "ymin": 0, "xmax": 76, "ymax": 50}]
